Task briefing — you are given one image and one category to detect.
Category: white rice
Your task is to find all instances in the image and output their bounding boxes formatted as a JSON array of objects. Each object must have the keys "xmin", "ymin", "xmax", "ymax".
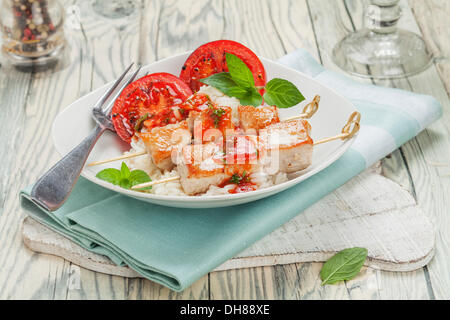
[
  {"xmin": 125, "ymin": 138, "xmax": 185, "ymax": 196},
  {"xmin": 126, "ymin": 86, "xmax": 288, "ymax": 196}
]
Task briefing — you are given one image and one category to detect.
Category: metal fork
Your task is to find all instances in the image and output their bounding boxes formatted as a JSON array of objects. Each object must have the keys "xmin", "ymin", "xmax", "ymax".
[{"xmin": 30, "ymin": 64, "xmax": 142, "ymax": 212}]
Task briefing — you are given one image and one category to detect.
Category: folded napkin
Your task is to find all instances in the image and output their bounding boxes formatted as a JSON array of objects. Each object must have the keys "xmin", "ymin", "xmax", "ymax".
[{"xmin": 20, "ymin": 49, "xmax": 442, "ymax": 291}]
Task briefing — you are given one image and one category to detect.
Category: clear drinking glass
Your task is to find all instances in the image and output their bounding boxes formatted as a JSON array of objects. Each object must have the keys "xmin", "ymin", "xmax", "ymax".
[
  {"xmin": 0, "ymin": 0, "xmax": 66, "ymax": 69},
  {"xmin": 332, "ymin": 0, "xmax": 433, "ymax": 79}
]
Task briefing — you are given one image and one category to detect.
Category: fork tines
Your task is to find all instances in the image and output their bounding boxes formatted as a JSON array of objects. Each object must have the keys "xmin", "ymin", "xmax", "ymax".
[{"xmin": 93, "ymin": 63, "xmax": 142, "ymax": 116}]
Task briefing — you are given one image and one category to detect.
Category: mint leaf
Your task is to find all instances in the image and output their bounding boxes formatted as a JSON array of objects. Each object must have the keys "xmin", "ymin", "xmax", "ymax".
[
  {"xmin": 263, "ymin": 78, "xmax": 305, "ymax": 108},
  {"xmin": 96, "ymin": 168, "xmax": 121, "ymax": 185},
  {"xmin": 119, "ymin": 178, "xmax": 132, "ymax": 189},
  {"xmin": 225, "ymin": 53, "xmax": 255, "ymax": 88},
  {"xmin": 120, "ymin": 162, "xmax": 131, "ymax": 178},
  {"xmin": 320, "ymin": 248, "xmax": 368, "ymax": 285},
  {"xmin": 96, "ymin": 162, "xmax": 152, "ymax": 191},
  {"xmin": 130, "ymin": 170, "xmax": 152, "ymax": 190}
]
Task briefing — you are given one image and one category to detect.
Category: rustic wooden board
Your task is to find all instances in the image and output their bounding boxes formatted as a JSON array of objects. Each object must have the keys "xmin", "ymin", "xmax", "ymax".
[{"xmin": 22, "ymin": 166, "xmax": 436, "ymax": 280}]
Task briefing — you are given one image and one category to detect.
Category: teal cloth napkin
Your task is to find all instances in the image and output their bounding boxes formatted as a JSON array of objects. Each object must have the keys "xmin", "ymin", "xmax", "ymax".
[{"xmin": 20, "ymin": 49, "xmax": 442, "ymax": 291}]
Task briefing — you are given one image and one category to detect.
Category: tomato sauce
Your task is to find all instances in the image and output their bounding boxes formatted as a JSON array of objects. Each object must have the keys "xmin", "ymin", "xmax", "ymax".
[
  {"xmin": 229, "ymin": 182, "xmax": 258, "ymax": 194},
  {"xmin": 217, "ymin": 135, "xmax": 261, "ymax": 194},
  {"xmin": 218, "ymin": 173, "xmax": 258, "ymax": 194}
]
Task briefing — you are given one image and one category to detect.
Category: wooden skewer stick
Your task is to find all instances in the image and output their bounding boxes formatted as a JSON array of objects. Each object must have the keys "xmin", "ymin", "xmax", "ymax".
[
  {"xmin": 284, "ymin": 95, "xmax": 320, "ymax": 122},
  {"xmin": 133, "ymin": 176, "xmax": 180, "ymax": 190},
  {"xmin": 131, "ymin": 111, "xmax": 361, "ymax": 191},
  {"xmin": 87, "ymin": 150, "xmax": 147, "ymax": 167},
  {"xmin": 88, "ymin": 96, "xmax": 322, "ymax": 167},
  {"xmin": 314, "ymin": 111, "xmax": 361, "ymax": 146}
]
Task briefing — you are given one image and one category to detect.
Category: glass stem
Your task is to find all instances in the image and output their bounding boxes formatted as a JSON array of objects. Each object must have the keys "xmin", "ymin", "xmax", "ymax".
[{"xmin": 366, "ymin": 0, "xmax": 402, "ymax": 34}]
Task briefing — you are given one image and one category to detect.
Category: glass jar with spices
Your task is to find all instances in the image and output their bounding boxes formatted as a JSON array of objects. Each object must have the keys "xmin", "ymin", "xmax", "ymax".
[{"xmin": 0, "ymin": 0, "xmax": 66, "ymax": 69}]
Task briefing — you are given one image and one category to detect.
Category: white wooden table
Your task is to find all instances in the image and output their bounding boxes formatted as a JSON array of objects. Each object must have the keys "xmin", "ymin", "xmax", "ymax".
[{"xmin": 0, "ymin": 0, "xmax": 449, "ymax": 300}]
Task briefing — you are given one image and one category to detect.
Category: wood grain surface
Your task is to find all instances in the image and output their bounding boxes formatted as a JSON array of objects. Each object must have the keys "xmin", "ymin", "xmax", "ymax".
[{"xmin": 0, "ymin": 0, "xmax": 449, "ymax": 300}]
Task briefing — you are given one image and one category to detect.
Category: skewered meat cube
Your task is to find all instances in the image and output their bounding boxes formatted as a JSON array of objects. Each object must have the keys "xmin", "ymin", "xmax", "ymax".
[
  {"xmin": 178, "ymin": 135, "xmax": 263, "ymax": 195},
  {"xmin": 223, "ymin": 135, "xmax": 263, "ymax": 176},
  {"xmin": 260, "ymin": 119, "xmax": 313, "ymax": 174},
  {"xmin": 176, "ymin": 93, "xmax": 211, "ymax": 119},
  {"xmin": 177, "ymin": 143, "xmax": 229, "ymax": 195},
  {"xmin": 187, "ymin": 104, "xmax": 235, "ymax": 141},
  {"xmin": 238, "ymin": 105, "xmax": 280, "ymax": 132},
  {"xmin": 139, "ymin": 120, "xmax": 192, "ymax": 171}
]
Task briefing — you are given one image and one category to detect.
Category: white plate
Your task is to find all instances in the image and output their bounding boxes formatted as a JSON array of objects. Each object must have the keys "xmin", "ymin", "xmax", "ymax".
[{"xmin": 52, "ymin": 52, "xmax": 357, "ymax": 208}]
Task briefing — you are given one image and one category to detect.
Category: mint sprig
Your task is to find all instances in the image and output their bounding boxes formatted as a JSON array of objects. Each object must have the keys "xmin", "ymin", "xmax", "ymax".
[
  {"xmin": 96, "ymin": 162, "xmax": 152, "ymax": 191},
  {"xmin": 199, "ymin": 53, "xmax": 305, "ymax": 108}
]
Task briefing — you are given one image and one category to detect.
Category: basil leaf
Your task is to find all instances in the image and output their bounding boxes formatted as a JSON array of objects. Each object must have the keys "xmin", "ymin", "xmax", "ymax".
[
  {"xmin": 199, "ymin": 72, "xmax": 246, "ymax": 96},
  {"xmin": 225, "ymin": 53, "xmax": 255, "ymax": 88},
  {"xmin": 130, "ymin": 170, "xmax": 152, "ymax": 190},
  {"xmin": 320, "ymin": 247, "xmax": 368, "ymax": 285},
  {"xmin": 96, "ymin": 168, "xmax": 121, "ymax": 185},
  {"xmin": 263, "ymin": 78, "xmax": 305, "ymax": 108},
  {"xmin": 200, "ymin": 73, "xmax": 262, "ymax": 106},
  {"xmin": 237, "ymin": 86, "xmax": 263, "ymax": 107},
  {"xmin": 120, "ymin": 162, "xmax": 131, "ymax": 178}
]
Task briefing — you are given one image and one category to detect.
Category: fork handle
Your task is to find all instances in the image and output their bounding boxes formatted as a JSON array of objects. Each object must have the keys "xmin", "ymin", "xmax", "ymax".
[{"xmin": 31, "ymin": 125, "xmax": 105, "ymax": 212}]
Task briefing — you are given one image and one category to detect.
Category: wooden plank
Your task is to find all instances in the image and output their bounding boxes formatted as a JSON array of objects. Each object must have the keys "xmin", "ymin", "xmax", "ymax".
[
  {"xmin": 127, "ymin": 277, "xmax": 209, "ymax": 300},
  {"xmin": 0, "ymin": 0, "xmax": 146, "ymax": 299},
  {"xmin": 210, "ymin": 266, "xmax": 279, "ymax": 300},
  {"xmin": 342, "ymin": 0, "xmax": 450, "ymax": 300},
  {"xmin": 154, "ymin": 0, "xmax": 224, "ymax": 60},
  {"xmin": 0, "ymin": 27, "xmax": 70, "ymax": 301},
  {"xmin": 266, "ymin": 0, "xmax": 320, "ymax": 60},
  {"xmin": 304, "ymin": 0, "xmax": 440, "ymax": 300},
  {"xmin": 211, "ymin": 263, "xmax": 364, "ymax": 300},
  {"xmin": 377, "ymin": 0, "xmax": 450, "ymax": 301},
  {"xmin": 66, "ymin": 267, "xmax": 127, "ymax": 300},
  {"xmin": 409, "ymin": 0, "xmax": 450, "ymax": 95}
]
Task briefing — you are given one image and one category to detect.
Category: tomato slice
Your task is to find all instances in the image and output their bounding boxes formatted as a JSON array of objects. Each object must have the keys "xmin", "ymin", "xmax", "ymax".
[
  {"xmin": 111, "ymin": 73, "xmax": 193, "ymax": 142},
  {"xmin": 179, "ymin": 40, "xmax": 267, "ymax": 92}
]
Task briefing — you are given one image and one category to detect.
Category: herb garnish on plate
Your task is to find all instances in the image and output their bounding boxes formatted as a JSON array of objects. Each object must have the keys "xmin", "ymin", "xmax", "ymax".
[
  {"xmin": 96, "ymin": 162, "xmax": 152, "ymax": 191},
  {"xmin": 200, "ymin": 53, "xmax": 305, "ymax": 108}
]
